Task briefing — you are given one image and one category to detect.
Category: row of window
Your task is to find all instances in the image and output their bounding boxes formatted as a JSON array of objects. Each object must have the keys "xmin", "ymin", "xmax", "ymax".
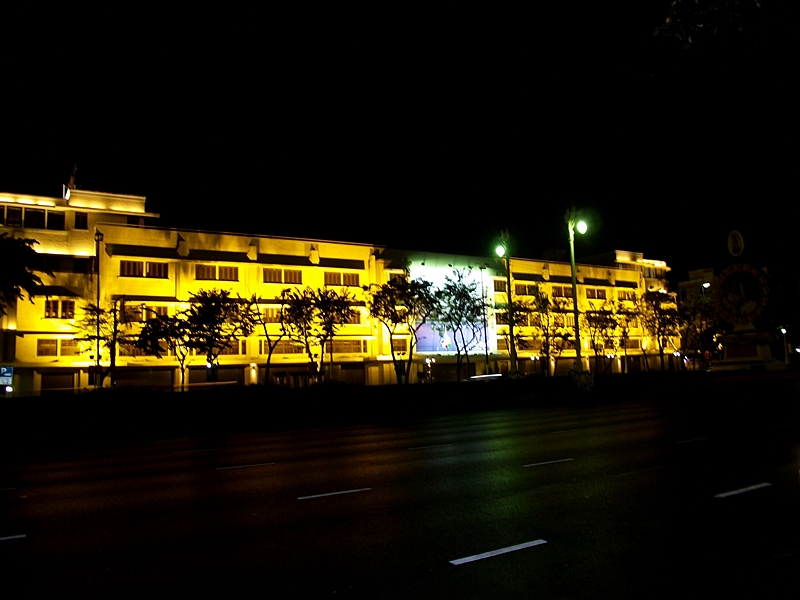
[
  {"xmin": 1, "ymin": 206, "xmax": 88, "ymax": 230},
  {"xmin": 495, "ymin": 312, "xmax": 641, "ymax": 329},
  {"xmin": 496, "ymin": 281, "xmax": 639, "ymax": 302},
  {"xmin": 496, "ymin": 338, "xmax": 641, "ymax": 351},
  {"xmin": 36, "ymin": 334, "xmax": 644, "ymax": 358},
  {"xmin": 44, "ymin": 300, "xmax": 76, "ymax": 319},
  {"xmin": 118, "ymin": 261, "xmax": 360, "ymax": 287},
  {"xmin": 36, "ymin": 337, "xmax": 370, "ymax": 357},
  {"xmin": 261, "ymin": 308, "xmax": 361, "ymax": 324}
]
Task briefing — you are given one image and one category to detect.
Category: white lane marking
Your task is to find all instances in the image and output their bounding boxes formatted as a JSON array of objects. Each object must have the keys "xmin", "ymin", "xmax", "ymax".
[
  {"xmin": 173, "ymin": 448, "xmax": 222, "ymax": 454},
  {"xmin": 523, "ymin": 458, "xmax": 573, "ymax": 468},
  {"xmin": 216, "ymin": 462, "xmax": 275, "ymax": 470},
  {"xmin": 0, "ymin": 535, "xmax": 26, "ymax": 541},
  {"xmin": 298, "ymin": 488, "xmax": 372, "ymax": 500},
  {"xmin": 450, "ymin": 539, "xmax": 547, "ymax": 565},
  {"xmin": 677, "ymin": 437, "xmax": 709, "ymax": 444},
  {"xmin": 715, "ymin": 483, "xmax": 772, "ymax": 498},
  {"xmin": 550, "ymin": 428, "xmax": 582, "ymax": 434},
  {"xmin": 773, "ymin": 422, "xmax": 797, "ymax": 429},
  {"xmin": 409, "ymin": 444, "xmax": 454, "ymax": 450}
]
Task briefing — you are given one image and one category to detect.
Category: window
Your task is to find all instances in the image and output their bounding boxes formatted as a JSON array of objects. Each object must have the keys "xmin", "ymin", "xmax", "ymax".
[
  {"xmin": 324, "ymin": 272, "xmax": 342, "ymax": 286},
  {"xmin": 343, "ymin": 310, "xmax": 361, "ymax": 324},
  {"xmin": 61, "ymin": 300, "xmax": 75, "ymax": 319},
  {"xmin": 618, "ymin": 290, "xmax": 636, "ymax": 301},
  {"xmin": 6, "ymin": 207, "xmax": 22, "ymax": 228},
  {"xmin": 44, "ymin": 300, "xmax": 59, "ymax": 318},
  {"xmin": 219, "ymin": 340, "xmax": 245, "ymax": 355},
  {"xmin": 284, "ymin": 269, "xmax": 302, "ymax": 284},
  {"xmin": 146, "ymin": 262, "xmax": 169, "ymax": 278},
  {"xmin": 218, "ymin": 266, "xmax": 238, "ymax": 281},
  {"xmin": 263, "ymin": 268, "xmax": 282, "ymax": 283},
  {"xmin": 263, "ymin": 308, "xmax": 281, "ymax": 323},
  {"xmin": 60, "ymin": 339, "xmax": 80, "ymax": 356},
  {"xmin": 44, "ymin": 300, "xmax": 74, "ymax": 319},
  {"xmin": 342, "ymin": 273, "xmax": 360, "ymax": 286},
  {"xmin": 494, "ymin": 280, "xmax": 507, "ymax": 293},
  {"xmin": 127, "ymin": 216, "xmax": 142, "ymax": 226},
  {"xmin": 24, "ymin": 208, "xmax": 46, "ymax": 229},
  {"xmin": 326, "ymin": 340, "xmax": 366, "ymax": 354},
  {"xmin": 624, "ymin": 339, "xmax": 640, "ymax": 349},
  {"xmin": 496, "ymin": 312, "xmax": 508, "ymax": 325},
  {"xmin": 264, "ymin": 268, "xmax": 303, "ymax": 284},
  {"xmin": 120, "ymin": 260, "xmax": 144, "ymax": 277},
  {"xmin": 74, "ymin": 212, "xmax": 88, "ymax": 230},
  {"xmin": 586, "ymin": 288, "xmax": 607, "ymax": 300},
  {"xmin": 36, "ymin": 339, "xmax": 58, "ymax": 356},
  {"xmin": 515, "ymin": 284, "xmax": 538, "ymax": 296},
  {"xmin": 148, "ymin": 306, "xmax": 169, "ymax": 318},
  {"xmin": 270, "ymin": 340, "xmax": 305, "ymax": 354},
  {"xmin": 195, "ymin": 264, "xmax": 216, "ymax": 280},
  {"xmin": 47, "ymin": 211, "xmax": 65, "ymax": 231},
  {"xmin": 552, "ymin": 286, "xmax": 573, "ymax": 298},
  {"xmin": 391, "ymin": 338, "xmax": 408, "ymax": 353}
]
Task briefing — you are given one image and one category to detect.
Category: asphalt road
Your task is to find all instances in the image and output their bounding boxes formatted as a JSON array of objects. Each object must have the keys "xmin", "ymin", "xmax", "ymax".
[{"xmin": 2, "ymin": 390, "xmax": 799, "ymax": 599}]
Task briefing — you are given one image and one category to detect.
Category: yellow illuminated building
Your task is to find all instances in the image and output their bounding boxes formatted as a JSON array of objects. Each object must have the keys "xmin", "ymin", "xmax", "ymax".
[{"xmin": 1, "ymin": 190, "xmax": 678, "ymax": 394}]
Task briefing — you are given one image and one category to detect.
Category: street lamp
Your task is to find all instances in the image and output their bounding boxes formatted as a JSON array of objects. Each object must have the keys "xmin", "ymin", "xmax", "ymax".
[
  {"xmin": 479, "ymin": 264, "xmax": 490, "ymax": 371},
  {"xmin": 780, "ymin": 327, "xmax": 789, "ymax": 365},
  {"xmin": 94, "ymin": 229, "xmax": 104, "ymax": 389},
  {"xmin": 495, "ymin": 230, "xmax": 517, "ymax": 374},
  {"xmin": 565, "ymin": 208, "xmax": 587, "ymax": 373}
]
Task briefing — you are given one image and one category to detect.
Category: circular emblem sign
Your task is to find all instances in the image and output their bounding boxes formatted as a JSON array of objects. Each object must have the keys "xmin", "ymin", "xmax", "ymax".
[
  {"xmin": 727, "ymin": 230, "xmax": 744, "ymax": 257},
  {"xmin": 715, "ymin": 263, "xmax": 768, "ymax": 326}
]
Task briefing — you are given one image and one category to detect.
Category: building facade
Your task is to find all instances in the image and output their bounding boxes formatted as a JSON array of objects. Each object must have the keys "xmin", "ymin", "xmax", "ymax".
[{"xmin": 2, "ymin": 189, "xmax": 677, "ymax": 394}]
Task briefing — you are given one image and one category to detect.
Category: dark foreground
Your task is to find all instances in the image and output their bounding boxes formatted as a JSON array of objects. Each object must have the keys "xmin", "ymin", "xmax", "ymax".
[{"xmin": 1, "ymin": 371, "xmax": 799, "ymax": 598}]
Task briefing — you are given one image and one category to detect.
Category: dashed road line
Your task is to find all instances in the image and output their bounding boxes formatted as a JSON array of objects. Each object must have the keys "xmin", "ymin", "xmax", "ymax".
[
  {"xmin": 216, "ymin": 462, "xmax": 275, "ymax": 470},
  {"xmin": 450, "ymin": 539, "xmax": 547, "ymax": 565},
  {"xmin": 523, "ymin": 458, "xmax": 573, "ymax": 468},
  {"xmin": 409, "ymin": 444, "xmax": 454, "ymax": 450},
  {"xmin": 298, "ymin": 488, "xmax": 372, "ymax": 500},
  {"xmin": 0, "ymin": 535, "xmax": 26, "ymax": 542},
  {"xmin": 715, "ymin": 483, "xmax": 772, "ymax": 498}
]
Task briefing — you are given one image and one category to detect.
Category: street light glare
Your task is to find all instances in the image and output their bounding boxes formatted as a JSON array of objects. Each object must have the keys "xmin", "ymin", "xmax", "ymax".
[
  {"xmin": 495, "ymin": 245, "xmax": 505, "ymax": 257},
  {"xmin": 576, "ymin": 221, "xmax": 588, "ymax": 235}
]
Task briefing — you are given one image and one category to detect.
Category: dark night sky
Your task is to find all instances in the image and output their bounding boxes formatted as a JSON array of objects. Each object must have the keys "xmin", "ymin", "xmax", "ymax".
[{"xmin": 3, "ymin": 4, "xmax": 797, "ymax": 284}]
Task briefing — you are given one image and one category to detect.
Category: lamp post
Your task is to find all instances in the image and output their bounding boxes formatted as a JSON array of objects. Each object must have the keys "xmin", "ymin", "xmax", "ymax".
[
  {"xmin": 565, "ymin": 208, "xmax": 587, "ymax": 373},
  {"xmin": 94, "ymin": 229, "xmax": 104, "ymax": 389},
  {"xmin": 479, "ymin": 264, "xmax": 490, "ymax": 372},
  {"xmin": 495, "ymin": 231, "xmax": 517, "ymax": 374},
  {"xmin": 780, "ymin": 327, "xmax": 789, "ymax": 365}
]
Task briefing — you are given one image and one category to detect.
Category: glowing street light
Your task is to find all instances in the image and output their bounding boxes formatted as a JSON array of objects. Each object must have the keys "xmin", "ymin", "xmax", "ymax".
[
  {"xmin": 566, "ymin": 208, "xmax": 587, "ymax": 374},
  {"xmin": 496, "ymin": 230, "xmax": 517, "ymax": 374}
]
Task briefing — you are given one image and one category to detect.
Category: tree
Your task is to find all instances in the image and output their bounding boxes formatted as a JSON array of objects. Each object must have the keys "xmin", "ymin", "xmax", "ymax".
[
  {"xmin": 135, "ymin": 314, "xmax": 193, "ymax": 390},
  {"xmin": 313, "ymin": 287, "xmax": 357, "ymax": 382},
  {"xmin": 241, "ymin": 295, "xmax": 285, "ymax": 385},
  {"xmin": 641, "ymin": 291, "xmax": 682, "ymax": 371},
  {"xmin": 279, "ymin": 287, "xmax": 322, "ymax": 380},
  {"xmin": 74, "ymin": 301, "xmax": 136, "ymax": 387},
  {"xmin": 654, "ymin": 0, "xmax": 775, "ymax": 52},
  {"xmin": 365, "ymin": 275, "xmax": 439, "ymax": 384},
  {"xmin": 527, "ymin": 285, "xmax": 572, "ymax": 376},
  {"xmin": 584, "ymin": 300, "xmax": 622, "ymax": 374},
  {"xmin": 185, "ymin": 289, "xmax": 251, "ymax": 381},
  {"xmin": 432, "ymin": 269, "xmax": 487, "ymax": 380},
  {"xmin": 0, "ymin": 233, "xmax": 49, "ymax": 316},
  {"xmin": 679, "ymin": 292, "xmax": 719, "ymax": 369}
]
